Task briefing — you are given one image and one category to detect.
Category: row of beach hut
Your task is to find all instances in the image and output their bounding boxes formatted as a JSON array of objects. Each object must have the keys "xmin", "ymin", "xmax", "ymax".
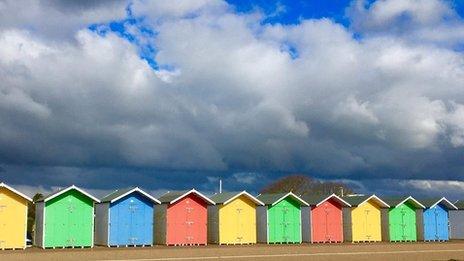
[{"xmin": 1, "ymin": 182, "xmax": 464, "ymax": 249}]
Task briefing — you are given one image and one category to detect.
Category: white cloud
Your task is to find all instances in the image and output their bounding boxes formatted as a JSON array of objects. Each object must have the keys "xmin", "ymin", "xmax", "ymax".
[{"xmin": 348, "ymin": 0, "xmax": 464, "ymax": 47}]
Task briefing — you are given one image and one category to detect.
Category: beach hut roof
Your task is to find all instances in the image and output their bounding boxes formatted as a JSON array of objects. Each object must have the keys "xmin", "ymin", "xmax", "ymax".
[
  {"xmin": 342, "ymin": 194, "xmax": 390, "ymax": 208},
  {"xmin": 416, "ymin": 197, "xmax": 457, "ymax": 210},
  {"xmin": 158, "ymin": 189, "xmax": 215, "ymax": 205},
  {"xmin": 36, "ymin": 185, "xmax": 100, "ymax": 203},
  {"xmin": 210, "ymin": 191, "xmax": 264, "ymax": 206},
  {"xmin": 453, "ymin": 200, "xmax": 464, "ymax": 210},
  {"xmin": 100, "ymin": 187, "xmax": 160, "ymax": 204},
  {"xmin": 0, "ymin": 182, "xmax": 32, "ymax": 202},
  {"xmin": 381, "ymin": 196, "xmax": 425, "ymax": 209},
  {"xmin": 302, "ymin": 193, "xmax": 351, "ymax": 207},
  {"xmin": 257, "ymin": 192, "xmax": 309, "ymax": 206}
]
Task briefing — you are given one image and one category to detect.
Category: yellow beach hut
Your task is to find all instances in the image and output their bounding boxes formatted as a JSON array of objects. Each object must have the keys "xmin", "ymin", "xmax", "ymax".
[
  {"xmin": 342, "ymin": 195, "xmax": 390, "ymax": 242},
  {"xmin": 208, "ymin": 191, "xmax": 264, "ymax": 244},
  {"xmin": 0, "ymin": 182, "xmax": 32, "ymax": 249}
]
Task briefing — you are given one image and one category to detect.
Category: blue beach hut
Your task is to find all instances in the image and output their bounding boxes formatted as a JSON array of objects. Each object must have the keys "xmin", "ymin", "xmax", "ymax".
[
  {"xmin": 95, "ymin": 187, "xmax": 160, "ymax": 247},
  {"xmin": 420, "ymin": 197, "xmax": 457, "ymax": 241}
]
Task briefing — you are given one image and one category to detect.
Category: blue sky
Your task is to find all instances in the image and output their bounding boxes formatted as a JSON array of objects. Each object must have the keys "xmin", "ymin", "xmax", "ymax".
[
  {"xmin": 227, "ymin": 0, "xmax": 353, "ymax": 24},
  {"xmin": 2, "ymin": 0, "xmax": 464, "ymax": 198}
]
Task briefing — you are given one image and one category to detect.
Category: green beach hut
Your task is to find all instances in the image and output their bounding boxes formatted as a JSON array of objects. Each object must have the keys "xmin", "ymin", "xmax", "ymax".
[
  {"xmin": 383, "ymin": 196, "xmax": 425, "ymax": 242},
  {"xmin": 256, "ymin": 192, "xmax": 309, "ymax": 244},
  {"xmin": 34, "ymin": 185, "xmax": 100, "ymax": 248}
]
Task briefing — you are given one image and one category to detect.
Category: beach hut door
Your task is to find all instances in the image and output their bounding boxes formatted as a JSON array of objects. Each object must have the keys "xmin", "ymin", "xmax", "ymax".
[
  {"xmin": 0, "ymin": 204, "xmax": 5, "ymax": 240},
  {"xmin": 435, "ymin": 206, "xmax": 448, "ymax": 240},
  {"xmin": 129, "ymin": 200, "xmax": 139, "ymax": 245},
  {"xmin": 364, "ymin": 209, "xmax": 371, "ymax": 240},
  {"xmin": 67, "ymin": 200, "xmax": 76, "ymax": 246},
  {"xmin": 185, "ymin": 199, "xmax": 195, "ymax": 244},
  {"xmin": 0, "ymin": 204, "xmax": 4, "ymax": 247},
  {"xmin": 400, "ymin": 207, "xmax": 407, "ymax": 240},
  {"xmin": 434, "ymin": 208, "xmax": 440, "ymax": 240},
  {"xmin": 282, "ymin": 205, "xmax": 290, "ymax": 242},
  {"xmin": 0, "ymin": 198, "xmax": 7, "ymax": 247},
  {"xmin": 236, "ymin": 207, "xmax": 243, "ymax": 243},
  {"xmin": 324, "ymin": 205, "xmax": 332, "ymax": 241}
]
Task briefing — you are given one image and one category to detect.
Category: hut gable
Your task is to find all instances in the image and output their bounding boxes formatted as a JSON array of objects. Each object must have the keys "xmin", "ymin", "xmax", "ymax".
[
  {"xmin": 100, "ymin": 187, "xmax": 160, "ymax": 204},
  {"xmin": 383, "ymin": 196, "xmax": 425, "ymax": 209},
  {"xmin": 418, "ymin": 197, "xmax": 457, "ymax": 210},
  {"xmin": 257, "ymin": 192, "xmax": 308, "ymax": 206},
  {"xmin": 37, "ymin": 185, "xmax": 100, "ymax": 203},
  {"xmin": 303, "ymin": 193, "xmax": 350, "ymax": 207},
  {"xmin": 158, "ymin": 189, "xmax": 215, "ymax": 205},
  {"xmin": 0, "ymin": 183, "xmax": 32, "ymax": 202},
  {"xmin": 210, "ymin": 191, "xmax": 263, "ymax": 206},
  {"xmin": 342, "ymin": 195, "xmax": 389, "ymax": 208}
]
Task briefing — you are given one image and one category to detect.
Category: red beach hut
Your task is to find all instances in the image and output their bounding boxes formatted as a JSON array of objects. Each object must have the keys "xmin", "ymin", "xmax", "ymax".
[
  {"xmin": 303, "ymin": 194, "xmax": 351, "ymax": 243},
  {"xmin": 155, "ymin": 189, "xmax": 215, "ymax": 245}
]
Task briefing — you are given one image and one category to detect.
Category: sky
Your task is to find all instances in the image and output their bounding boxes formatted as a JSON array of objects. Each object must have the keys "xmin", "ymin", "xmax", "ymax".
[{"xmin": 2, "ymin": 0, "xmax": 464, "ymax": 199}]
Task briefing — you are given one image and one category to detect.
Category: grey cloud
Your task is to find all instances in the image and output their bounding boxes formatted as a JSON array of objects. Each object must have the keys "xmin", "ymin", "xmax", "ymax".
[{"xmin": 0, "ymin": 0, "xmax": 128, "ymax": 40}]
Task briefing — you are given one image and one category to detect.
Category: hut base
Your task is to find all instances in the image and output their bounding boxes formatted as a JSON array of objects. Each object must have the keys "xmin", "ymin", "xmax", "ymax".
[
  {"xmin": 390, "ymin": 240, "xmax": 416, "ymax": 243},
  {"xmin": 267, "ymin": 242, "xmax": 301, "ymax": 244},
  {"xmin": 221, "ymin": 242, "xmax": 255, "ymax": 245},
  {"xmin": 352, "ymin": 240, "xmax": 381, "ymax": 243},
  {"xmin": 45, "ymin": 245, "xmax": 92, "ymax": 249},
  {"xmin": 167, "ymin": 243, "xmax": 207, "ymax": 246},
  {"xmin": 424, "ymin": 239, "xmax": 448, "ymax": 242},
  {"xmin": 108, "ymin": 244, "xmax": 153, "ymax": 248},
  {"xmin": 311, "ymin": 240, "xmax": 342, "ymax": 244},
  {"xmin": 0, "ymin": 247, "xmax": 26, "ymax": 250}
]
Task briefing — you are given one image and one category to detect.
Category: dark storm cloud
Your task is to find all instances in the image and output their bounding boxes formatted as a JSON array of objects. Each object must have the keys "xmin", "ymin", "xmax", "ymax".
[{"xmin": 1, "ymin": 0, "xmax": 464, "ymax": 196}]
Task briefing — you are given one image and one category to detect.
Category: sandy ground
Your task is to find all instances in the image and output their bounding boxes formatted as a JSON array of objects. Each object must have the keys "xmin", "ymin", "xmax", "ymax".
[{"xmin": 1, "ymin": 242, "xmax": 464, "ymax": 261}]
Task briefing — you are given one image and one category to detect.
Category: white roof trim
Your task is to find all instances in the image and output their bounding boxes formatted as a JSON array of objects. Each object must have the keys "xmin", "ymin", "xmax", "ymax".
[
  {"xmin": 0, "ymin": 182, "xmax": 32, "ymax": 202},
  {"xmin": 170, "ymin": 189, "xmax": 215, "ymax": 205},
  {"xmin": 359, "ymin": 194, "xmax": 390, "ymax": 208},
  {"xmin": 44, "ymin": 185, "xmax": 100, "ymax": 203},
  {"xmin": 271, "ymin": 192, "xmax": 309, "ymax": 206},
  {"xmin": 222, "ymin": 191, "xmax": 264, "ymax": 206},
  {"xmin": 430, "ymin": 197, "xmax": 458, "ymax": 210},
  {"xmin": 110, "ymin": 187, "xmax": 161, "ymax": 204},
  {"xmin": 315, "ymin": 193, "xmax": 351, "ymax": 207},
  {"xmin": 395, "ymin": 196, "xmax": 425, "ymax": 209}
]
